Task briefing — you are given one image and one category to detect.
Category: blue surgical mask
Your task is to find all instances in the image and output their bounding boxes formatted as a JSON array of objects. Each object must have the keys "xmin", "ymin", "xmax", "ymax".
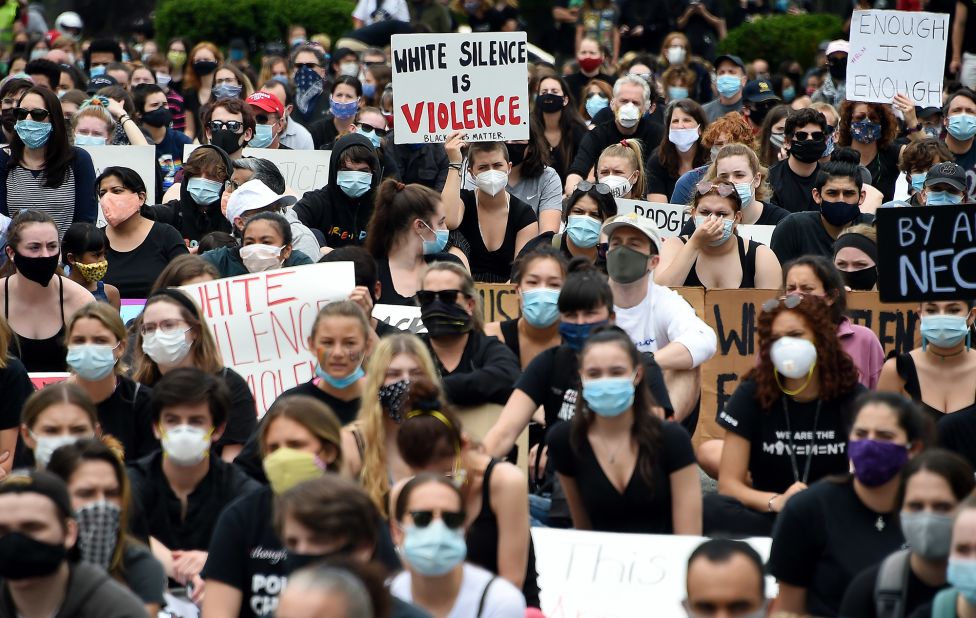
[
  {"xmin": 212, "ymin": 84, "xmax": 243, "ymax": 100},
  {"xmin": 66, "ymin": 344, "xmax": 117, "ymax": 381},
  {"xmin": 948, "ymin": 558, "xmax": 976, "ymax": 605},
  {"xmin": 585, "ymin": 95, "xmax": 609, "ymax": 119},
  {"xmin": 15, "ymin": 119, "xmax": 52, "ymax": 149},
  {"xmin": 694, "ymin": 215, "xmax": 735, "ymax": 246},
  {"xmin": 362, "ymin": 82, "xmax": 376, "ymax": 98},
  {"xmin": 559, "ymin": 319, "xmax": 607, "ymax": 352},
  {"xmin": 910, "ymin": 173, "xmax": 927, "ymax": 193},
  {"xmin": 74, "ymin": 133, "xmax": 107, "ymax": 146},
  {"xmin": 315, "ymin": 363, "xmax": 365, "ymax": 389},
  {"xmin": 948, "ymin": 114, "xmax": 976, "ymax": 140},
  {"xmin": 565, "ymin": 215, "xmax": 601, "ymax": 248},
  {"xmin": 187, "ymin": 177, "xmax": 222, "ymax": 205},
  {"xmin": 272, "ymin": 74, "xmax": 290, "ymax": 86},
  {"xmin": 522, "ymin": 288, "xmax": 560, "ymax": 328},
  {"xmin": 419, "ymin": 221, "xmax": 448, "ymax": 254},
  {"xmin": 582, "ymin": 375, "xmax": 636, "ymax": 417},
  {"xmin": 716, "ymin": 75, "xmax": 742, "ymax": 98},
  {"xmin": 336, "ymin": 170, "xmax": 372, "ymax": 198},
  {"xmin": 782, "ymin": 86, "xmax": 796, "ymax": 102},
  {"xmin": 360, "ymin": 127, "xmax": 382, "ymax": 149},
  {"xmin": 668, "ymin": 86, "xmax": 689, "ymax": 100},
  {"xmin": 330, "ymin": 97, "xmax": 359, "ymax": 120},
  {"xmin": 402, "ymin": 519, "xmax": 467, "ymax": 576},
  {"xmin": 89, "ymin": 65, "xmax": 106, "ymax": 78},
  {"xmin": 733, "ymin": 181, "xmax": 753, "ymax": 206},
  {"xmin": 249, "ymin": 124, "xmax": 275, "ymax": 148},
  {"xmin": 920, "ymin": 314, "xmax": 971, "ymax": 349},
  {"xmin": 926, "ymin": 190, "xmax": 963, "ymax": 206}
]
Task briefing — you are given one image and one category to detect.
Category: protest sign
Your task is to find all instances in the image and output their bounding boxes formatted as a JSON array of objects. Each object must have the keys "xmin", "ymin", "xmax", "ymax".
[
  {"xmin": 876, "ymin": 204, "xmax": 976, "ymax": 302},
  {"xmin": 80, "ymin": 144, "xmax": 157, "ymax": 206},
  {"xmin": 532, "ymin": 527, "xmax": 773, "ymax": 617},
  {"xmin": 847, "ymin": 10, "xmax": 949, "ymax": 107},
  {"xmin": 120, "ymin": 299, "xmax": 146, "ymax": 328},
  {"xmin": 391, "ymin": 32, "xmax": 529, "ymax": 144},
  {"xmin": 736, "ymin": 224, "xmax": 775, "ymax": 246},
  {"xmin": 373, "ymin": 284, "xmax": 521, "ymax": 334},
  {"xmin": 179, "ymin": 263, "xmax": 355, "ymax": 414},
  {"xmin": 184, "ymin": 145, "xmax": 329, "ymax": 197},
  {"xmin": 615, "ymin": 199, "xmax": 689, "ymax": 238},
  {"xmin": 29, "ymin": 373, "xmax": 69, "ymax": 390},
  {"xmin": 373, "ymin": 304, "xmax": 426, "ymax": 334}
]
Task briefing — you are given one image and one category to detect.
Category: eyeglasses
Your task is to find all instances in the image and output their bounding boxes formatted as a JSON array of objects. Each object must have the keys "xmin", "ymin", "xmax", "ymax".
[
  {"xmin": 209, "ymin": 120, "xmax": 244, "ymax": 133},
  {"xmin": 1, "ymin": 97, "xmax": 18, "ymax": 108},
  {"xmin": 761, "ymin": 294, "xmax": 804, "ymax": 313},
  {"xmin": 417, "ymin": 289, "xmax": 469, "ymax": 306},
  {"xmin": 793, "ymin": 130, "xmax": 826, "ymax": 142},
  {"xmin": 13, "ymin": 107, "xmax": 49, "ymax": 121},
  {"xmin": 409, "ymin": 510, "xmax": 465, "ymax": 530},
  {"xmin": 294, "ymin": 62, "xmax": 320, "ymax": 70},
  {"xmin": 140, "ymin": 319, "xmax": 189, "ymax": 335},
  {"xmin": 224, "ymin": 179, "xmax": 241, "ymax": 192},
  {"xmin": 695, "ymin": 180, "xmax": 737, "ymax": 197},
  {"xmin": 575, "ymin": 180, "xmax": 612, "ymax": 195},
  {"xmin": 355, "ymin": 122, "xmax": 388, "ymax": 137}
]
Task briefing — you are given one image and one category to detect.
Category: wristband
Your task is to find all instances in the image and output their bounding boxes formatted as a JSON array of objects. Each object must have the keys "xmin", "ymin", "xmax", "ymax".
[{"xmin": 448, "ymin": 163, "xmax": 463, "ymax": 170}]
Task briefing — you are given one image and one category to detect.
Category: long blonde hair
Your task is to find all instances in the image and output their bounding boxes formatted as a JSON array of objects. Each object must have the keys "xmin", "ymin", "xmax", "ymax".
[{"xmin": 357, "ymin": 334, "xmax": 442, "ymax": 516}]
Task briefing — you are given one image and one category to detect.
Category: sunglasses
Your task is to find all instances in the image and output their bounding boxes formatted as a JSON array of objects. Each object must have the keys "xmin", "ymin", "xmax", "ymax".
[
  {"xmin": 793, "ymin": 130, "xmax": 826, "ymax": 142},
  {"xmin": 761, "ymin": 293, "xmax": 804, "ymax": 313},
  {"xmin": 209, "ymin": 120, "xmax": 244, "ymax": 133},
  {"xmin": 695, "ymin": 180, "xmax": 736, "ymax": 197},
  {"xmin": 294, "ymin": 62, "xmax": 320, "ymax": 70},
  {"xmin": 575, "ymin": 180, "xmax": 612, "ymax": 195},
  {"xmin": 410, "ymin": 510, "xmax": 465, "ymax": 530},
  {"xmin": 14, "ymin": 107, "xmax": 49, "ymax": 121},
  {"xmin": 417, "ymin": 289, "xmax": 469, "ymax": 306},
  {"xmin": 356, "ymin": 122, "xmax": 388, "ymax": 137}
]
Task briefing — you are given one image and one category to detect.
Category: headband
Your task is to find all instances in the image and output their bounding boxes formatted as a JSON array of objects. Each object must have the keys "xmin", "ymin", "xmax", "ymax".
[
  {"xmin": 148, "ymin": 288, "xmax": 199, "ymax": 318},
  {"xmin": 832, "ymin": 232, "xmax": 877, "ymax": 263}
]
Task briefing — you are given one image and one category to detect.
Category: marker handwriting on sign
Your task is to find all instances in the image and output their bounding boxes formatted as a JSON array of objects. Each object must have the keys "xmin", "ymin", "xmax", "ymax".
[{"xmin": 894, "ymin": 212, "xmax": 976, "ymax": 295}]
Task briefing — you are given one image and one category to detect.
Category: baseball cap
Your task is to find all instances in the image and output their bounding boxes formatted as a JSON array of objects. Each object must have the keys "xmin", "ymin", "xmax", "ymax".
[
  {"xmin": 86, "ymin": 73, "xmax": 117, "ymax": 94},
  {"xmin": 226, "ymin": 179, "xmax": 297, "ymax": 224},
  {"xmin": 825, "ymin": 40, "xmax": 849, "ymax": 57},
  {"xmin": 246, "ymin": 91, "xmax": 284, "ymax": 117},
  {"xmin": 924, "ymin": 161, "xmax": 967, "ymax": 192},
  {"xmin": 713, "ymin": 54, "xmax": 745, "ymax": 72},
  {"xmin": 743, "ymin": 79, "xmax": 780, "ymax": 104},
  {"xmin": 600, "ymin": 213, "xmax": 663, "ymax": 254},
  {"xmin": 0, "ymin": 470, "xmax": 74, "ymax": 520},
  {"xmin": 918, "ymin": 107, "xmax": 942, "ymax": 119}
]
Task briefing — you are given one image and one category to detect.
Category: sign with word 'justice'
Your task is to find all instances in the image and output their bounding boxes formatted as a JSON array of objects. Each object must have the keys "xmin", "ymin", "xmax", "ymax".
[{"xmin": 391, "ymin": 32, "xmax": 529, "ymax": 144}]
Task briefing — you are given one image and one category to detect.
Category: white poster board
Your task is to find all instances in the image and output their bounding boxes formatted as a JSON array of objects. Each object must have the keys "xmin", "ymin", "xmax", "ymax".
[
  {"xmin": 80, "ymin": 144, "xmax": 157, "ymax": 206},
  {"xmin": 391, "ymin": 32, "xmax": 529, "ymax": 144},
  {"xmin": 615, "ymin": 198, "xmax": 689, "ymax": 238},
  {"xmin": 532, "ymin": 528, "xmax": 774, "ymax": 617},
  {"xmin": 183, "ymin": 145, "xmax": 330, "ymax": 197},
  {"xmin": 735, "ymin": 224, "xmax": 775, "ymax": 246},
  {"xmin": 179, "ymin": 263, "xmax": 355, "ymax": 414},
  {"xmin": 847, "ymin": 10, "xmax": 949, "ymax": 107},
  {"xmin": 372, "ymin": 304, "xmax": 426, "ymax": 334}
]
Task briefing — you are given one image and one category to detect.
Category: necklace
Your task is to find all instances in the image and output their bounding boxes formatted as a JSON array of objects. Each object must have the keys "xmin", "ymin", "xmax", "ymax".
[
  {"xmin": 594, "ymin": 433, "xmax": 627, "ymax": 464},
  {"xmin": 876, "ymin": 514, "xmax": 886, "ymax": 532},
  {"xmin": 782, "ymin": 397, "xmax": 822, "ymax": 484},
  {"xmin": 929, "ymin": 347, "xmax": 966, "ymax": 361}
]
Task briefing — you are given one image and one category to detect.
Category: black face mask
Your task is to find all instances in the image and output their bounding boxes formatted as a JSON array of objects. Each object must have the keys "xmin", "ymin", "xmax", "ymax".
[
  {"xmin": 193, "ymin": 60, "xmax": 219, "ymax": 76},
  {"xmin": 828, "ymin": 59, "xmax": 847, "ymax": 81},
  {"xmin": 789, "ymin": 138, "xmax": 826, "ymax": 163},
  {"xmin": 748, "ymin": 104, "xmax": 775, "ymax": 126},
  {"xmin": 13, "ymin": 252, "xmax": 59, "ymax": 286},
  {"xmin": 536, "ymin": 93, "xmax": 564, "ymax": 113},
  {"xmin": 0, "ymin": 532, "xmax": 66, "ymax": 580},
  {"xmin": 141, "ymin": 107, "xmax": 172, "ymax": 128},
  {"xmin": 284, "ymin": 545, "xmax": 354, "ymax": 575},
  {"xmin": 507, "ymin": 143, "xmax": 527, "ymax": 166},
  {"xmin": 378, "ymin": 378, "xmax": 410, "ymax": 423},
  {"xmin": 419, "ymin": 299, "xmax": 473, "ymax": 338},
  {"xmin": 1, "ymin": 108, "xmax": 16, "ymax": 133},
  {"xmin": 210, "ymin": 129, "xmax": 244, "ymax": 154},
  {"xmin": 840, "ymin": 266, "xmax": 877, "ymax": 291}
]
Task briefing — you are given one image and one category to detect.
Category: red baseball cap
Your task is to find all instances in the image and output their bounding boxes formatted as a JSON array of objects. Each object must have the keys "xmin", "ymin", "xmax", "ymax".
[{"xmin": 246, "ymin": 91, "xmax": 285, "ymax": 116}]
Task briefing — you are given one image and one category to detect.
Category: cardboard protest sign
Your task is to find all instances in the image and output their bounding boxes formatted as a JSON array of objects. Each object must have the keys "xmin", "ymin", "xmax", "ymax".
[
  {"xmin": 391, "ymin": 32, "xmax": 529, "ymax": 144},
  {"xmin": 179, "ymin": 263, "xmax": 354, "ymax": 414},
  {"xmin": 373, "ymin": 284, "xmax": 521, "ymax": 334},
  {"xmin": 876, "ymin": 204, "xmax": 976, "ymax": 302},
  {"xmin": 614, "ymin": 199, "xmax": 689, "ymax": 238},
  {"xmin": 373, "ymin": 304, "xmax": 426, "ymax": 334},
  {"xmin": 29, "ymin": 373, "xmax": 69, "ymax": 390},
  {"xmin": 532, "ymin": 527, "xmax": 774, "ymax": 616},
  {"xmin": 736, "ymin": 224, "xmax": 775, "ymax": 246},
  {"xmin": 80, "ymin": 144, "xmax": 157, "ymax": 206},
  {"xmin": 847, "ymin": 10, "xmax": 949, "ymax": 107}
]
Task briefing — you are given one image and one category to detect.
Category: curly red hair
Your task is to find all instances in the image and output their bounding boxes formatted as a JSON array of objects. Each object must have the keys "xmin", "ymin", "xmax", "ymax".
[
  {"xmin": 837, "ymin": 100, "xmax": 899, "ymax": 149},
  {"xmin": 745, "ymin": 295, "xmax": 859, "ymax": 409}
]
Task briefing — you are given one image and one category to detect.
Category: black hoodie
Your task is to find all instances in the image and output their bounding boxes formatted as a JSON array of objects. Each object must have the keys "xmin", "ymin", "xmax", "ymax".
[
  {"xmin": 0, "ymin": 562, "xmax": 148, "ymax": 618},
  {"xmin": 293, "ymin": 133, "xmax": 381, "ymax": 248},
  {"xmin": 150, "ymin": 144, "xmax": 234, "ymax": 246}
]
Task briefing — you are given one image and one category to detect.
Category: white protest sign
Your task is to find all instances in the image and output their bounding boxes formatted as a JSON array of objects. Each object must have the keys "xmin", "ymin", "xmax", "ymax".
[
  {"xmin": 183, "ymin": 145, "xmax": 329, "ymax": 197},
  {"xmin": 532, "ymin": 528, "xmax": 774, "ymax": 617},
  {"xmin": 736, "ymin": 224, "xmax": 775, "ymax": 246},
  {"xmin": 391, "ymin": 32, "xmax": 529, "ymax": 144},
  {"xmin": 179, "ymin": 263, "xmax": 355, "ymax": 414},
  {"xmin": 615, "ymin": 198, "xmax": 689, "ymax": 238},
  {"xmin": 847, "ymin": 9, "xmax": 949, "ymax": 107},
  {"xmin": 80, "ymin": 144, "xmax": 157, "ymax": 205},
  {"xmin": 372, "ymin": 304, "xmax": 426, "ymax": 334}
]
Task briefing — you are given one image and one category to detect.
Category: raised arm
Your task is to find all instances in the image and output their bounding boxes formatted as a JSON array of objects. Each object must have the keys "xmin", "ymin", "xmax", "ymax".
[{"xmin": 441, "ymin": 131, "xmax": 467, "ymax": 230}]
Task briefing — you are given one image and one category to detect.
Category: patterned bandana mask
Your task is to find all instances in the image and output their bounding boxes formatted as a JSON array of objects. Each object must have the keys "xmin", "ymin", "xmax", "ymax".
[
  {"xmin": 378, "ymin": 379, "xmax": 410, "ymax": 422},
  {"xmin": 73, "ymin": 260, "xmax": 108, "ymax": 283},
  {"xmin": 76, "ymin": 501, "xmax": 121, "ymax": 571}
]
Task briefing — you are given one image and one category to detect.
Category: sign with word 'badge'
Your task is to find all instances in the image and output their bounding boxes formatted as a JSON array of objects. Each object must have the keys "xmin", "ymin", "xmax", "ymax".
[
  {"xmin": 847, "ymin": 9, "xmax": 949, "ymax": 107},
  {"xmin": 179, "ymin": 263, "xmax": 354, "ymax": 415},
  {"xmin": 391, "ymin": 32, "xmax": 529, "ymax": 144},
  {"xmin": 615, "ymin": 199, "xmax": 689, "ymax": 238},
  {"xmin": 876, "ymin": 204, "xmax": 976, "ymax": 302}
]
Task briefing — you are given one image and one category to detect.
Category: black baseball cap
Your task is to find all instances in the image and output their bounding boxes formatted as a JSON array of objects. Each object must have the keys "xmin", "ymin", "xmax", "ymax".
[
  {"xmin": 925, "ymin": 161, "xmax": 967, "ymax": 192},
  {"xmin": 0, "ymin": 470, "xmax": 74, "ymax": 520},
  {"xmin": 86, "ymin": 74, "xmax": 117, "ymax": 94},
  {"xmin": 713, "ymin": 54, "xmax": 745, "ymax": 72},
  {"xmin": 918, "ymin": 107, "xmax": 942, "ymax": 119},
  {"xmin": 743, "ymin": 79, "xmax": 780, "ymax": 103}
]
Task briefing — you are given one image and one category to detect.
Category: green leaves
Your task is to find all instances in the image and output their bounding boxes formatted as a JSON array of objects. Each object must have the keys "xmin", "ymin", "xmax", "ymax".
[{"xmin": 719, "ymin": 14, "xmax": 844, "ymax": 71}]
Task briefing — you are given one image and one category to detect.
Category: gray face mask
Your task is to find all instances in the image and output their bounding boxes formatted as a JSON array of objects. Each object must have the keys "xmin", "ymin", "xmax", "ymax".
[
  {"xmin": 606, "ymin": 245, "xmax": 650, "ymax": 284},
  {"xmin": 901, "ymin": 511, "xmax": 954, "ymax": 560}
]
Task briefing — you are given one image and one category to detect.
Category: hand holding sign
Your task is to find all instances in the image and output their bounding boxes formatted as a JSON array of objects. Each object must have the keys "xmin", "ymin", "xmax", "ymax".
[{"xmin": 444, "ymin": 131, "xmax": 466, "ymax": 165}]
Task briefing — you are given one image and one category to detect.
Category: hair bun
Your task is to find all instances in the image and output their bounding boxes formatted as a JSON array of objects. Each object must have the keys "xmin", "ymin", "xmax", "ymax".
[{"xmin": 830, "ymin": 146, "xmax": 860, "ymax": 166}]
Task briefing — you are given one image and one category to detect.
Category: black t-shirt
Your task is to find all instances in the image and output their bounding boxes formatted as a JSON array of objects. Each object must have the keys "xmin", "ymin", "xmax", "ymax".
[
  {"xmin": 770, "ymin": 210, "xmax": 874, "ymax": 266},
  {"xmin": 457, "ymin": 190, "xmax": 537, "ymax": 282},
  {"xmin": 217, "ymin": 368, "xmax": 259, "ymax": 450},
  {"xmin": 768, "ymin": 159, "xmax": 819, "ymax": 213},
  {"xmin": 96, "ymin": 377, "xmax": 158, "ymax": 461},
  {"xmin": 839, "ymin": 557, "xmax": 946, "ymax": 618},
  {"xmin": 717, "ymin": 379, "xmax": 864, "ymax": 493},
  {"xmin": 768, "ymin": 478, "xmax": 906, "ymax": 618},
  {"xmin": 0, "ymin": 357, "xmax": 32, "ymax": 430},
  {"xmin": 122, "ymin": 543, "xmax": 167, "ymax": 606},
  {"xmin": 308, "ymin": 114, "xmax": 340, "ymax": 150},
  {"xmin": 645, "ymin": 151, "xmax": 678, "ymax": 199},
  {"xmin": 868, "ymin": 142, "xmax": 904, "ymax": 203},
  {"xmin": 678, "ymin": 200, "xmax": 790, "ymax": 236},
  {"xmin": 277, "ymin": 380, "xmax": 362, "ymax": 425},
  {"xmin": 937, "ymin": 408, "xmax": 976, "ymax": 468},
  {"xmin": 103, "ymin": 222, "xmax": 189, "ymax": 299},
  {"xmin": 376, "ymin": 253, "xmax": 462, "ymax": 306},
  {"xmin": 564, "ymin": 72, "xmax": 615, "ymax": 104},
  {"xmin": 547, "ymin": 419, "xmax": 696, "ymax": 533}
]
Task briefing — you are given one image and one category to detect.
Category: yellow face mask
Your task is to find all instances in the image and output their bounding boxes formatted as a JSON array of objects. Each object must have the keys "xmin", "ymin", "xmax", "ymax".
[
  {"xmin": 73, "ymin": 260, "xmax": 108, "ymax": 283},
  {"xmin": 262, "ymin": 447, "xmax": 327, "ymax": 495}
]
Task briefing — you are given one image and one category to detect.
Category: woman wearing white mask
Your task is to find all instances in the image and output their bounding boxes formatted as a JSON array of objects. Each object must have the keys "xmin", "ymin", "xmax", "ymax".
[
  {"xmin": 18, "ymin": 381, "xmax": 99, "ymax": 469},
  {"xmin": 202, "ymin": 212, "xmax": 312, "ymax": 278},
  {"xmin": 701, "ymin": 294, "xmax": 866, "ymax": 537},
  {"xmin": 646, "ymin": 99, "xmax": 710, "ymax": 203},
  {"xmin": 133, "ymin": 288, "xmax": 256, "ymax": 461},
  {"xmin": 47, "ymin": 439, "xmax": 166, "ymax": 617},
  {"xmin": 442, "ymin": 134, "xmax": 538, "ymax": 283},
  {"xmin": 840, "ymin": 448, "xmax": 974, "ymax": 618},
  {"xmin": 595, "ymin": 140, "xmax": 645, "ymax": 200},
  {"xmin": 655, "ymin": 32, "xmax": 711, "ymax": 103},
  {"xmin": 66, "ymin": 302, "xmax": 157, "ymax": 461},
  {"xmin": 390, "ymin": 473, "xmax": 527, "ymax": 616},
  {"xmin": 655, "ymin": 180, "xmax": 782, "ymax": 289}
]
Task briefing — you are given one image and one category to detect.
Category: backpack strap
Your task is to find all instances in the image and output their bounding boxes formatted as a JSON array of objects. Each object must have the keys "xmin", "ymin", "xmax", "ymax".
[
  {"xmin": 874, "ymin": 548, "xmax": 912, "ymax": 618},
  {"xmin": 933, "ymin": 587, "xmax": 959, "ymax": 618},
  {"xmin": 477, "ymin": 576, "xmax": 497, "ymax": 618}
]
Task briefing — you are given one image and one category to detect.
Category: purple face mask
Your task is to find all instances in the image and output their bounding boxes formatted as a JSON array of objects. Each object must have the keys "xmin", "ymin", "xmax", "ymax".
[{"xmin": 848, "ymin": 439, "xmax": 909, "ymax": 486}]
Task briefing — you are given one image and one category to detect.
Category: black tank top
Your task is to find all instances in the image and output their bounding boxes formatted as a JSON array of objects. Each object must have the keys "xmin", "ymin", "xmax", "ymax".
[
  {"xmin": 466, "ymin": 458, "xmax": 541, "ymax": 608},
  {"xmin": 895, "ymin": 353, "xmax": 976, "ymax": 424},
  {"xmin": 679, "ymin": 235, "xmax": 760, "ymax": 288},
  {"xmin": 498, "ymin": 318, "xmax": 521, "ymax": 360},
  {"xmin": 5, "ymin": 275, "xmax": 68, "ymax": 372}
]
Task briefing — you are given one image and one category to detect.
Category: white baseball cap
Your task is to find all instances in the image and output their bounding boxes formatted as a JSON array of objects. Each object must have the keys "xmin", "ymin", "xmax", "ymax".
[
  {"xmin": 225, "ymin": 179, "xmax": 297, "ymax": 224},
  {"xmin": 601, "ymin": 213, "xmax": 663, "ymax": 254}
]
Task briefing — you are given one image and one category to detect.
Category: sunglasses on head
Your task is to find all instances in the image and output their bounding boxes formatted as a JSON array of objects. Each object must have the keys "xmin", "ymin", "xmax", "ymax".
[
  {"xmin": 417, "ymin": 289, "xmax": 468, "ymax": 306},
  {"xmin": 695, "ymin": 180, "xmax": 737, "ymax": 197},
  {"xmin": 575, "ymin": 180, "xmax": 612, "ymax": 195},
  {"xmin": 209, "ymin": 119, "xmax": 244, "ymax": 133},
  {"xmin": 761, "ymin": 293, "xmax": 804, "ymax": 313},
  {"xmin": 793, "ymin": 130, "xmax": 826, "ymax": 142},
  {"xmin": 410, "ymin": 510, "xmax": 465, "ymax": 529},
  {"xmin": 356, "ymin": 122, "xmax": 388, "ymax": 137},
  {"xmin": 14, "ymin": 107, "xmax": 49, "ymax": 121}
]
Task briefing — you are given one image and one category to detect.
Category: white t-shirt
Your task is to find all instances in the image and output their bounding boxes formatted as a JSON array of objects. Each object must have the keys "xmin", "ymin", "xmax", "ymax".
[
  {"xmin": 352, "ymin": 0, "xmax": 411, "ymax": 25},
  {"xmin": 614, "ymin": 280, "xmax": 717, "ymax": 367},
  {"xmin": 390, "ymin": 563, "xmax": 526, "ymax": 618}
]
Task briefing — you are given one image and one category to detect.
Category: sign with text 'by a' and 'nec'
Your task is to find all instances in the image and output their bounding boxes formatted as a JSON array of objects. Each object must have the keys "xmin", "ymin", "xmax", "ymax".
[
  {"xmin": 80, "ymin": 144, "xmax": 157, "ymax": 206},
  {"xmin": 391, "ymin": 32, "xmax": 529, "ymax": 144},
  {"xmin": 182, "ymin": 145, "xmax": 330, "ymax": 197},
  {"xmin": 875, "ymin": 204, "xmax": 976, "ymax": 302},
  {"xmin": 847, "ymin": 10, "xmax": 949, "ymax": 107},
  {"xmin": 615, "ymin": 199, "xmax": 689, "ymax": 238},
  {"xmin": 179, "ymin": 263, "xmax": 354, "ymax": 414},
  {"xmin": 532, "ymin": 527, "xmax": 774, "ymax": 617}
]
